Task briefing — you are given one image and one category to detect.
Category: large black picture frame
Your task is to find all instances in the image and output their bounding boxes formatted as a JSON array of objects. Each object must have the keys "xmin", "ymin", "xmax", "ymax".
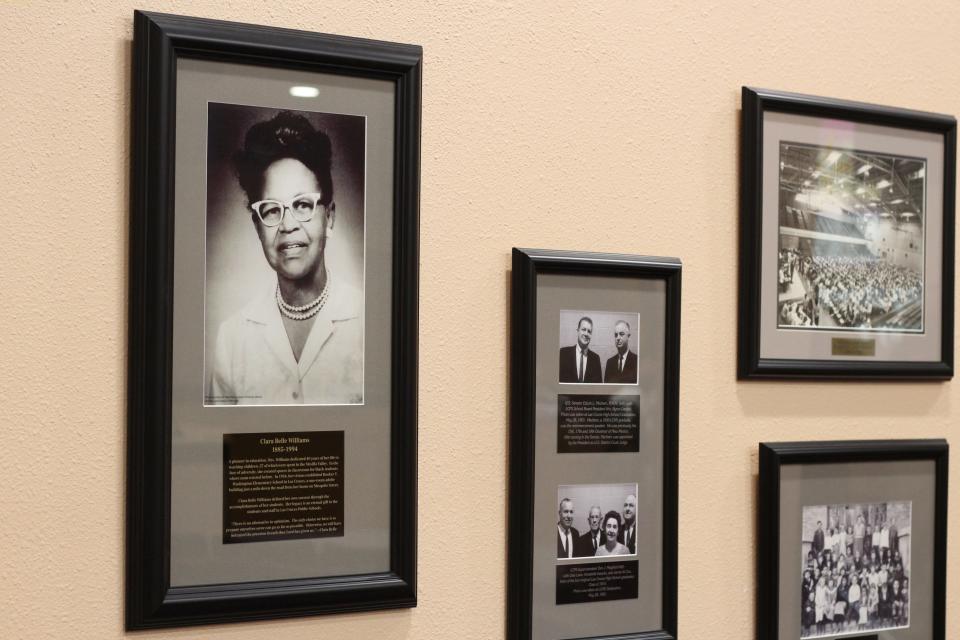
[
  {"xmin": 758, "ymin": 439, "xmax": 949, "ymax": 640},
  {"xmin": 126, "ymin": 11, "xmax": 420, "ymax": 629},
  {"xmin": 738, "ymin": 86, "xmax": 956, "ymax": 380},
  {"xmin": 508, "ymin": 248, "xmax": 680, "ymax": 640}
]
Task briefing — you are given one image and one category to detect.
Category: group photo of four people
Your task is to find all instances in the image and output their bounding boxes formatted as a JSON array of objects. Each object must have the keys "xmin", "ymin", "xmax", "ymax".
[{"xmin": 556, "ymin": 492, "xmax": 638, "ymax": 559}]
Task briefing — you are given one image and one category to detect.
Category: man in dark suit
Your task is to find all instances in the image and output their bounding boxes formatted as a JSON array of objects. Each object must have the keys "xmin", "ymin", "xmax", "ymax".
[
  {"xmin": 575, "ymin": 505, "xmax": 604, "ymax": 557},
  {"xmin": 617, "ymin": 494, "xmax": 637, "ymax": 554},
  {"xmin": 812, "ymin": 521, "xmax": 825, "ymax": 556},
  {"xmin": 558, "ymin": 316, "xmax": 602, "ymax": 383},
  {"xmin": 888, "ymin": 517, "xmax": 898, "ymax": 555},
  {"xmin": 556, "ymin": 498, "xmax": 580, "ymax": 559},
  {"xmin": 603, "ymin": 320, "xmax": 638, "ymax": 383}
]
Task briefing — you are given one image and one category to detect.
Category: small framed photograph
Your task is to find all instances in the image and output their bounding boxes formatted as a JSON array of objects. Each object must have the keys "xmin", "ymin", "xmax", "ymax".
[
  {"xmin": 509, "ymin": 249, "xmax": 680, "ymax": 640},
  {"xmin": 556, "ymin": 483, "xmax": 639, "ymax": 560},
  {"xmin": 126, "ymin": 11, "xmax": 420, "ymax": 629},
  {"xmin": 758, "ymin": 440, "xmax": 948, "ymax": 640},
  {"xmin": 558, "ymin": 311, "xmax": 641, "ymax": 385},
  {"xmin": 738, "ymin": 87, "xmax": 956, "ymax": 379}
]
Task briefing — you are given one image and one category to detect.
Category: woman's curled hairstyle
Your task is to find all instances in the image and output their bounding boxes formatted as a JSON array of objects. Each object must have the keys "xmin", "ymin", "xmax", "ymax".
[{"xmin": 234, "ymin": 111, "xmax": 333, "ymax": 205}]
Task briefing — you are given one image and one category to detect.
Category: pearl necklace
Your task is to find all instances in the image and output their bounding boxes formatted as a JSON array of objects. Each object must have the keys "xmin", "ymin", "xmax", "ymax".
[{"xmin": 276, "ymin": 280, "xmax": 329, "ymax": 321}]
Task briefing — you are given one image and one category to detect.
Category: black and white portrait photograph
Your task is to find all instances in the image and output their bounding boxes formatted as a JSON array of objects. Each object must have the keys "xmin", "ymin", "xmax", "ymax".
[
  {"xmin": 558, "ymin": 311, "xmax": 640, "ymax": 385},
  {"xmin": 777, "ymin": 142, "xmax": 925, "ymax": 333},
  {"xmin": 203, "ymin": 102, "xmax": 366, "ymax": 406},
  {"xmin": 799, "ymin": 501, "xmax": 911, "ymax": 638},
  {"xmin": 556, "ymin": 483, "xmax": 638, "ymax": 559}
]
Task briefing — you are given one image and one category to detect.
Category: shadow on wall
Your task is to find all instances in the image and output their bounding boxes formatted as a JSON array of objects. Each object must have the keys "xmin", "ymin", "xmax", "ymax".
[{"xmin": 735, "ymin": 382, "xmax": 950, "ymax": 419}]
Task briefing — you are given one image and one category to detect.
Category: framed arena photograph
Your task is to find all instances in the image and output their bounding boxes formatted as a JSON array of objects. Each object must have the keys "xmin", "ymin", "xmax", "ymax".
[
  {"xmin": 509, "ymin": 249, "xmax": 680, "ymax": 640},
  {"xmin": 126, "ymin": 11, "xmax": 420, "ymax": 629},
  {"xmin": 758, "ymin": 440, "xmax": 949, "ymax": 640},
  {"xmin": 738, "ymin": 87, "xmax": 956, "ymax": 379}
]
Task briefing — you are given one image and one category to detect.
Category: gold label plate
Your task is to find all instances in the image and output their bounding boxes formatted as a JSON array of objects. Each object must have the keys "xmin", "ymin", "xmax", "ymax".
[{"xmin": 832, "ymin": 337, "xmax": 876, "ymax": 357}]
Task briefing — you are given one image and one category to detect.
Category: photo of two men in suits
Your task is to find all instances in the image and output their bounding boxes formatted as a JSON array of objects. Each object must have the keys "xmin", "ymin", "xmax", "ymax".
[{"xmin": 558, "ymin": 311, "xmax": 639, "ymax": 385}]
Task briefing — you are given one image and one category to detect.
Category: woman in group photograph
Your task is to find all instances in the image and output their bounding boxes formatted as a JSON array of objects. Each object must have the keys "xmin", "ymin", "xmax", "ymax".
[{"xmin": 595, "ymin": 511, "xmax": 631, "ymax": 556}]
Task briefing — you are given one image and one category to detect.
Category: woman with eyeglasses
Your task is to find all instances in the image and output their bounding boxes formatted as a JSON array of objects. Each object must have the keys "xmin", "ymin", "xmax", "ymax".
[{"xmin": 208, "ymin": 111, "xmax": 362, "ymax": 405}]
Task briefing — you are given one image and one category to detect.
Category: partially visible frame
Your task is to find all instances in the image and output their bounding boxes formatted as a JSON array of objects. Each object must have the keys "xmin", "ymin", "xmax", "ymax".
[
  {"xmin": 509, "ymin": 248, "xmax": 680, "ymax": 640},
  {"xmin": 126, "ymin": 11, "xmax": 420, "ymax": 629},
  {"xmin": 758, "ymin": 440, "xmax": 948, "ymax": 640},
  {"xmin": 738, "ymin": 86, "xmax": 956, "ymax": 379}
]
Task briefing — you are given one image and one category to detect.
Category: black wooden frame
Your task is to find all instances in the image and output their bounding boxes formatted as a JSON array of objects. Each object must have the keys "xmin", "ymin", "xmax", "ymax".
[
  {"xmin": 126, "ymin": 11, "xmax": 420, "ymax": 629},
  {"xmin": 508, "ymin": 248, "xmax": 680, "ymax": 640},
  {"xmin": 758, "ymin": 439, "xmax": 949, "ymax": 640},
  {"xmin": 738, "ymin": 86, "xmax": 956, "ymax": 380}
]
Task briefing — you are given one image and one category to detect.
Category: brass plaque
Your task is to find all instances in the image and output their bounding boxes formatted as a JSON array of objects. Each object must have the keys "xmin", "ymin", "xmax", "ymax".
[{"xmin": 832, "ymin": 337, "xmax": 876, "ymax": 357}]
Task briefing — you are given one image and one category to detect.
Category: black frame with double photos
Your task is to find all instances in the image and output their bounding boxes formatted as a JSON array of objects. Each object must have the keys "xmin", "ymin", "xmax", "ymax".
[
  {"xmin": 508, "ymin": 248, "xmax": 680, "ymax": 640},
  {"xmin": 758, "ymin": 439, "xmax": 949, "ymax": 640},
  {"xmin": 738, "ymin": 87, "xmax": 956, "ymax": 380},
  {"xmin": 126, "ymin": 11, "xmax": 420, "ymax": 629}
]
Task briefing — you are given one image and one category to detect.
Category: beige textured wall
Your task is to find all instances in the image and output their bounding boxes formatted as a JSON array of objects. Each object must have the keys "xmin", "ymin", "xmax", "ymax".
[{"xmin": 1, "ymin": 1, "xmax": 957, "ymax": 638}]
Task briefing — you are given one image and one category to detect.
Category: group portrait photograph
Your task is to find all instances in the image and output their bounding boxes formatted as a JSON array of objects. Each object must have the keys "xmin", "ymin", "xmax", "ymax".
[
  {"xmin": 799, "ymin": 501, "xmax": 911, "ymax": 638},
  {"xmin": 555, "ymin": 483, "xmax": 639, "ymax": 559}
]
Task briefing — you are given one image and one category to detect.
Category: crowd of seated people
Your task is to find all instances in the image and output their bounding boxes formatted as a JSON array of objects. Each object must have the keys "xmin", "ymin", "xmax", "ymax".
[
  {"xmin": 810, "ymin": 256, "xmax": 922, "ymax": 329},
  {"xmin": 779, "ymin": 299, "xmax": 814, "ymax": 327},
  {"xmin": 801, "ymin": 518, "xmax": 908, "ymax": 637}
]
